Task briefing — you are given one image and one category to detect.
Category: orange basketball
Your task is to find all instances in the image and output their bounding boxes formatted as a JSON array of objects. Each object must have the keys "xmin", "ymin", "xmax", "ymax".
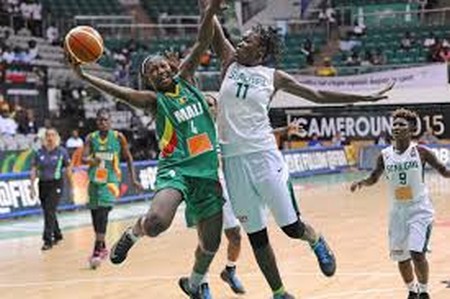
[{"xmin": 64, "ymin": 26, "xmax": 104, "ymax": 64}]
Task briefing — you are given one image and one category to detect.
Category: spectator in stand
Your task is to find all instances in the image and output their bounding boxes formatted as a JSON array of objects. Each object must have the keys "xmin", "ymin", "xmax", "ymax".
[
  {"xmin": 331, "ymin": 131, "xmax": 348, "ymax": 146},
  {"xmin": 65, "ymin": 129, "xmax": 84, "ymax": 149},
  {"xmin": 375, "ymin": 131, "xmax": 390, "ymax": 146},
  {"xmin": 27, "ymin": 40, "xmax": 39, "ymax": 61},
  {"xmin": 439, "ymin": 45, "xmax": 450, "ymax": 62},
  {"xmin": 12, "ymin": 46, "xmax": 27, "ymax": 63},
  {"xmin": 361, "ymin": 50, "xmax": 373, "ymax": 66},
  {"xmin": 38, "ymin": 118, "xmax": 52, "ymax": 141},
  {"xmin": 46, "ymin": 23, "xmax": 59, "ymax": 46},
  {"xmin": 315, "ymin": 57, "xmax": 337, "ymax": 77},
  {"xmin": 300, "ymin": 38, "xmax": 314, "ymax": 66},
  {"xmin": 318, "ymin": 4, "xmax": 336, "ymax": 25},
  {"xmin": 30, "ymin": 0, "xmax": 42, "ymax": 36},
  {"xmin": 0, "ymin": 103, "xmax": 18, "ymax": 136},
  {"xmin": 346, "ymin": 51, "xmax": 361, "ymax": 66},
  {"xmin": 199, "ymin": 49, "xmax": 212, "ymax": 70},
  {"xmin": 423, "ymin": 32, "xmax": 436, "ymax": 49},
  {"xmin": 114, "ymin": 63, "xmax": 130, "ymax": 86},
  {"xmin": 400, "ymin": 31, "xmax": 414, "ymax": 50},
  {"xmin": 2, "ymin": 45, "xmax": 14, "ymax": 63},
  {"xmin": 352, "ymin": 19, "xmax": 366, "ymax": 37},
  {"xmin": 308, "ymin": 133, "xmax": 322, "ymax": 147},
  {"xmin": 371, "ymin": 48, "xmax": 386, "ymax": 65},
  {"xmin": 17, "ymin": 108, "xmax": 38, "ymax": 134},
  {"xmin": 419, "ymin": 129, "xmax": 439, "ymax": 145}
]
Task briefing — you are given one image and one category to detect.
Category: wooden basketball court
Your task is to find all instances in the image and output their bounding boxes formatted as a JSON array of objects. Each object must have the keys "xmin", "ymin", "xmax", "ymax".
[{"xmin": 1, "ymin": 172, "xmax": 449, "ymax": 298}]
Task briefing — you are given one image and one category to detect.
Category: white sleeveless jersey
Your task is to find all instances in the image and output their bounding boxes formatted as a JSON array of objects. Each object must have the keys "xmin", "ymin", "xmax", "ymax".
[
  {"xmin": 381, "ymin": 143, "xmax": 430, "ymax": 206},
  {"xmin": 217, "ymin": 62, "xmax": 277, "ymax": 157}
]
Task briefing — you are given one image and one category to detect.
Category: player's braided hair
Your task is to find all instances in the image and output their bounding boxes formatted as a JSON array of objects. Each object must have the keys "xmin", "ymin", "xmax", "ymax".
[
  {"xmin": 392, "ymin": 108, "xmax": 418, "ymax": 130},
  {"xmin": 252, "ymin": 24, "xmax": 283, "ymax": 64},
  {"xmin": 140, "ymin": 54, "xmax": 165, "ymax": 76}
]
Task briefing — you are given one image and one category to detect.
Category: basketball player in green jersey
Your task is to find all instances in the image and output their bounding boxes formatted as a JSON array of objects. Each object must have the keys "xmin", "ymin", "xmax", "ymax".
[
  {"xmin": 67, "ymin": 1, "xmax": 225, "ymax": 298},
  {"xmin": 83, "ymin": 108, "xmax": 141, "ymax": 269}
]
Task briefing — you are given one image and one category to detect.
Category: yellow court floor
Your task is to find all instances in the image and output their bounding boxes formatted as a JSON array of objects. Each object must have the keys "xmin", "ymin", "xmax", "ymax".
[{"xmin": 1, "ymin": 172, "xmax": 449, "ymax": 299}]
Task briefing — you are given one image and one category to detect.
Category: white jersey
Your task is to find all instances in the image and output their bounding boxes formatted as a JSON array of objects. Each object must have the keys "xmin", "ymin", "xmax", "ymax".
[
  {"xmin": 381, "ymin": 143, "xmax": 432, "ymax": 207},
  {"xmin": 217, "ymin": 62, "xmax": 277, "ymax": 157}
]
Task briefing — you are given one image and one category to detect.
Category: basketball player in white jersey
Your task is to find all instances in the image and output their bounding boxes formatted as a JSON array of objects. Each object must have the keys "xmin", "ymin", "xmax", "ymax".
[
  {"xmin": 351, "ymin": 108, "xmax": 449, "ymax": 299},
  {"xmin": 197, "ymin": 1, "xmax": 393, "ymax": 298},
  {"xmin": 203, "ymin": 94, "xmax": 303, "ymax": 297}
]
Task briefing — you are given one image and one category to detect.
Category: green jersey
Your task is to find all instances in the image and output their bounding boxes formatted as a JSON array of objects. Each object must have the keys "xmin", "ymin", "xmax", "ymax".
[
  {"xmin": 155, "ymin": 77, "xmax": 219, "ymax": 179},
  {"xmin": 88, "ymin": 130, "xmax": 122, "ymax": 185}
]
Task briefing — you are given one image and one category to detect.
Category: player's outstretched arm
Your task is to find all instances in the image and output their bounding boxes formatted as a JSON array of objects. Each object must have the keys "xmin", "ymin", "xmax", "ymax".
[
  {"xmin": 118, "ymin": 132, "xmax": 142, "ymax": 191},
  {"xmin": 272, "ymin": 120, "xmax": 304, "ymax": 136},
  {"xmin": 178, "ymin": 0, "xmax": 222, "ymax": 82},
  {"xmin": 418, "ymin": 145, "xmax": 450, "ymax": 178},
  {"xmin": 197, "ymin": 0, "xmax": 235, "ymax": 76},
  {"xmin": 274, "ymin": 70, "xmax": 394, "ymax": 104},
  {"xmin": 350, "ymin": 154, "xmax": 385, "ymax": 192},
  {"xmin": 67, "ymin": 59, "xmax": 157, "ymax": 112}
]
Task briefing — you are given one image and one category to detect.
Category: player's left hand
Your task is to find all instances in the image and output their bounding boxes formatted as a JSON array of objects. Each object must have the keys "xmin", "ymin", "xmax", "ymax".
[
  {"xmin": 164, "ymin": 50, "xmax": 181, "ymax": 70},
  {"xmin": 210, "ymin": 0, "xmax": 225, "ymax": 13},
  {"xmin": 287, "ymin": 119, "xmax": 305, "ymax": 136},
  {"xmin": 361, "ymin": 81, "xmax": 395, "ymax": 102}
]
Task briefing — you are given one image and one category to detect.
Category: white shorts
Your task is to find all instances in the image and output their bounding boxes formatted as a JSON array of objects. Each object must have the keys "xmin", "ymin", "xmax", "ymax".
[
  {"xmin": 219, "ymin": 170, "xmax": 240, "ymax": 230},
  {"xmin": 389, "ymin": 201, "xmax": 434, "ymax": 262},
  {"xmin": 222, "ymin": 150, "xmax": 299, "ymax": 234}
]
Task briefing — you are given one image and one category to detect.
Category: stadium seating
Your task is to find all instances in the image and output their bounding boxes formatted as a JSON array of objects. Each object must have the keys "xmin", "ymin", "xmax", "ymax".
[
  {"xmin": 332, "ymin": 0, "xmax": 409, "ymax": 6},
  {"xmin": 141, "ymin": 0, "xmax": 199, "ymax": 20},
  {"xmin": 40, "ymin": 0, "xmax": 123, "ymax": 17},
  {"xmin": 333, "ymin": 23, "xmax": 450, "ymax": 68}
]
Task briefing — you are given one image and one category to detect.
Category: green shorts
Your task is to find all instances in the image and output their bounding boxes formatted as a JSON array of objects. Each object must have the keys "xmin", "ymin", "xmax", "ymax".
[
  {"xmin": 88, "ymin": 182, "xmax": 120, "ymax": 208},
  {"xmin": 155, "ymin": 169, "xmax": 224, "ymax": 227}
]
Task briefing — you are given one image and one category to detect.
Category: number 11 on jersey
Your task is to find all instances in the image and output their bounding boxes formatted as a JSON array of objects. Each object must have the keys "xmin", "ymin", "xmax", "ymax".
[{"xmin": 236, "ymin": 82, "xmax": 249, "ymax": 99}]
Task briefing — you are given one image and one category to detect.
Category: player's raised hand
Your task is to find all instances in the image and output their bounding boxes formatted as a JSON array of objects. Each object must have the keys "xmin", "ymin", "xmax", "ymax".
[
  {"xmin": 65, "ymin": 49, "xmax": 84, "ymax": 78},
  {"xmin": 209, "ymin": 0, "xmax": 225, "ymax": 13},
  {"xmin": 361, "ymin": 81, "xmax": 395, "ymax": 102},
  {"xmin": 164, "ymin": 50, "xmax": 181, "ymax": 69}
]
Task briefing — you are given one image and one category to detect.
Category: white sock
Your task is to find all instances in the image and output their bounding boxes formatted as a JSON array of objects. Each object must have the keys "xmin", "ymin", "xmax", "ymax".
[
  {"xmin": 200, "ymin": 274, "xmax": 208, "ymax": 284},
  {"xmin": 226, "ymin": 260, "xmax": 236, "ymax": 268},
  {"xmin": 418, "ymin": 283, "xmax": 428, "ymax": 293},
  {"xmin": 189, "ymin": 271, "xmax": 204, "ymax": 291},
  {"xmin": 406, "ymin": 281, "xmax": 417, "ymax": 293},
  {"xmin": 128, "ymin": 227, "xmax": 140, "ymax": 241}
]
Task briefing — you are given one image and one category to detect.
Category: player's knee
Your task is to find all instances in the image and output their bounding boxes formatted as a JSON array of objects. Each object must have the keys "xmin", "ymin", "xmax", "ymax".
[
  {"xmin": 248, "ymin": 228, "xmax": 269, "ymax": 249},
  {"xmin": 410, "ymin": 251, "xmax": 426, "ymax": 263},
  {"xmin": 142, "ymin": 213, "xmax": 168, "ymax": 237},
  {"xmin": 201, "ymin": 233, "xmax": 222, "ymax": 253},
  {"xmin": 225, "ymin": 227, "xmax": 242, "ymax": 246},
  {"xmin": 281, "ymin": 220, "xmax": 305, "ymax": 239}
]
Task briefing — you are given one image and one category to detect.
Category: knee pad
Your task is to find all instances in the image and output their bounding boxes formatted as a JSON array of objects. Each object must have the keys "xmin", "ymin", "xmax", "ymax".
[
  {"xmin": 248, "ymin": 228, "xmax": 269, "ymax": 249},
  {"xmin": 281, "ymin": 220, "xmax": 305, "ymax": 239}
]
